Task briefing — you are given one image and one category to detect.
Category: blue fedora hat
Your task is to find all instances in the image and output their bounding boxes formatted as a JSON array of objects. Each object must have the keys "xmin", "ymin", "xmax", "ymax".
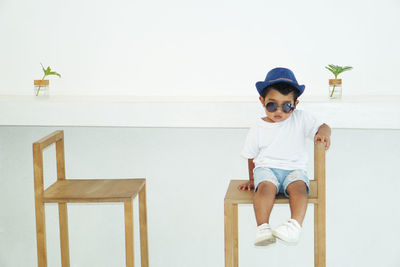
[{"xmin": 255, "ymin": 67, "xmax": 305, "ymax": 96}]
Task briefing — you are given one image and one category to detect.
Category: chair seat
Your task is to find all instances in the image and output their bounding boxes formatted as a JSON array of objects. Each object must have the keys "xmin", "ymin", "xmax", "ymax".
[
  {"xmin": 43, "ymin": 178, "xmax": 146, "ymax": 203},
  {"xmin": 224, "ymin": 180, "xmax": 318, "ymax": 204}
]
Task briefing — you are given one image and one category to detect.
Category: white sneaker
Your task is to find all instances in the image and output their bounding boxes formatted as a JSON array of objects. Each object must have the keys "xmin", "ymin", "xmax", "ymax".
[
  {"xmin": 272, "ymin": 219, "xmax": 302, "ymax": 245},
  {"xmin": 254, "ymin": 223, "xmax": 276, "ymax": 246}
]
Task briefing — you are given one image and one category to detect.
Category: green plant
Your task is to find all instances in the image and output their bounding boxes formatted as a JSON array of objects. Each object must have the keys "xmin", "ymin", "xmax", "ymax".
[
  {"xmin": 325, "ymin": 64, "xmax": 353, "ymax": 97},
  {"xmin": 36, "ymin": 63, "xmax": 61, "ymax": 96}
]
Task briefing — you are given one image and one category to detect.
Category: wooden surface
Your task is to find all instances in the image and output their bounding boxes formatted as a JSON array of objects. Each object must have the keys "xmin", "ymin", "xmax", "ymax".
[
  {"xmin": 34, "ymin": 80, "xmax": 49, "ymax": 86},
  {"xmin": 224, "ymin": 180, "xmax": 318, "ymax": 204},
  {"xmin": 55, "ymin": 131, "xmax": 70, "ymax": 267},
  {"xmin": 224, "ymin": 203, "xmax": 236, "ymax": 267},
  {"xmin": 34, "ymin": 130, "xmax": 64, "ymax": 150},
  {"xmin": 314, "ymin": 142, "xmax": 326, "ymax": 267},
  {"xmin": 43, "ymin": 179, "xmax": 146, "ymax": 203},
  {"xmin": 58, "ymin": 203, "xmax": 70, "ymax": 267},
  {"xmin": 224, "ymin": 143, "xmax": 326, "ymax": 267},
  {"xmin": 124, "ymin": 200, "xmax": 134, "ymax": 267},
  {"xmin": 33, "ymin": 141, "xmax": 48, "ymax": 267},
  {"xmin": 33, "ymin": 130, "xmax": 149, "ymax": 267},
  {"xmin": 139, "ymin": 184, "xmax": 149, "ymax": 267}
]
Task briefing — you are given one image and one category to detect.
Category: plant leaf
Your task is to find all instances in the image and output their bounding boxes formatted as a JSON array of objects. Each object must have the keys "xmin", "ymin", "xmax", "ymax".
[
  {"xmin": 40, "ymin": 64, "xmax": 61, "ymax": 79},
  {"xmin": 44, "ymin": 66, "xmax": 51, "ymax": 76},
  {"xmin": 326, "ymin": 64, "xmax": 353, "ymax": 78},
  {"xmin": 48, "ymin": 71, "xmax": 61, "ymax": 78},
  {"xmin": 342, "ymin": 66, "xmax": 353, "ymax": 71},
  {"xmin": 325, "ymin": 65, "xmax": 337, "ymax": 78},
  {"xmin": 328, "ymin": 64, "xmax": 338, "ymax": 70},
  {"xmin": 325, "ymin": 66, "xmax": 334, "ymax": 73}
]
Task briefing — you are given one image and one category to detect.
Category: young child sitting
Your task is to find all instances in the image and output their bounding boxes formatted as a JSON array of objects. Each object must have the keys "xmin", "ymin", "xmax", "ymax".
[{"xmin": 238, "ymin": 67, "xmax": 331, "ymax": 246}]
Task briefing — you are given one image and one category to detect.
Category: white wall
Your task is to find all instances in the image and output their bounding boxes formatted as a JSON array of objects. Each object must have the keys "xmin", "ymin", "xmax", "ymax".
[
  {"xmin": 1, "ymin": 1, "xmax": 400, "ymax": 266},
  {"xmin": 1, "ymin": 127, "xmax": 399, "ymax": 267},
  {"xmin": 1, "ymin": 0, "xmax": 400, "ymax": 96}
]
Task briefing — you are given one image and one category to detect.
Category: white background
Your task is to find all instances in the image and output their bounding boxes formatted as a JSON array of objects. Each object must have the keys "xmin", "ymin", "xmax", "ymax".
[
  {"xmin": 1, "ymin": 0, "xmax": 400, "ymax": 96},
  {"xmin": 1, "ymin": 0, "xmax": 400, "ymax": 266},
  {"xmin": 1, "ymin": 127, "xmax": 400, "ymax": 267}
]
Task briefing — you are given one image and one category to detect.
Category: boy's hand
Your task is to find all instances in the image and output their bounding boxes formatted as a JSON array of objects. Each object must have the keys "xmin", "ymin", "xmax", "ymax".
[
  {"xmin": 314, "ymin": 123, "xmax": 331, "ymax": 150},
  {"xmin": 314, "ymin": 133, "xmax": 330, "ymax": 150},
  {"xmin": 238, "ymin": 180, "xmax": 254, "ymax": 191}
]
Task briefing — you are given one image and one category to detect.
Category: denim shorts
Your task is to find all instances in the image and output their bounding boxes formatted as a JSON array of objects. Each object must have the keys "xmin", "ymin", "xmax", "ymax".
[{"xmin": 253, "ymin": 167, "xmax": 310, "ymax": 197}]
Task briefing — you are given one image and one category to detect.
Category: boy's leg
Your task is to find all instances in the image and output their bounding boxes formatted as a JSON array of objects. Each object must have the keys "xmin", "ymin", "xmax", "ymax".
[
  {"xmin": 286, "ymin": 180, "xmax": 308, "ymax": 225},
  {"xmin": 252, "ymin": 168, "xmax": 279, "ymax": 246},
  {"xmin": 253, "ymin": 181, "xmax": 277, "ymax": 225},
  {"xmin": 272, "ymin": 170, "xmax": 309, "ymax": 244}
]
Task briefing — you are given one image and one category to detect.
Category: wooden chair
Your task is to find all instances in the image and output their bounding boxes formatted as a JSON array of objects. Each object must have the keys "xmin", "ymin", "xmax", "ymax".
[
  {"xmin": 33, "ymin": 130, "xmax": 149, "ymax": 267},
  {"xmin": 224, "ymin": 142, "xmax": 326, "ymax": 267}
]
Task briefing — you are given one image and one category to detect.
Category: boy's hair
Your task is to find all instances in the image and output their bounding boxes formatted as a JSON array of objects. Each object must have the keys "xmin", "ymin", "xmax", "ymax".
[{"xmin": 261, "ymin": 82, "xmax": 300, "ymax": 102}]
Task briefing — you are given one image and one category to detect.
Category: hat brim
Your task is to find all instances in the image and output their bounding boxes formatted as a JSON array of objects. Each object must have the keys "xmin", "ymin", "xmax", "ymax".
[{"xmin": 256, "ymin": 80, "xmax": 305, "ymax": 97}]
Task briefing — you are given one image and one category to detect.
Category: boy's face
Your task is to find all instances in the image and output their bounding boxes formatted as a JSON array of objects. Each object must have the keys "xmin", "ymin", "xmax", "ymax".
[{"xmin": 259, "ymin": 88, "xmax": 299, "ymax": 123}]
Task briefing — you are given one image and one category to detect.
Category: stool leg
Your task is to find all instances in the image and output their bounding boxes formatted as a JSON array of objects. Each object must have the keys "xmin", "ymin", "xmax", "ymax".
[
  {"xmin": 58, "ymin": 203, "xmax": 70, "ymax": 267},
  {"xmin": 314, "ymin": 204, "xmax": 319, "ymax": 267},
  {"xmin": 314, "ymin": 203, "xmax": 326, "ymax": 267},
  {"xmin": 139, "ymin": 184, "xmax": 149, "ymax": 267},
  {"xmin": 124, "ymin": 200, "xmax": 134, "ymax": 267},
  {"xmin": 34, "ymin": 146, "xmax": 47, "ymax": 267},
  {"xmin": 225, "ymin": 202, "xmax": 238, "ymax": 267},
  {"xmin": 35, "ymin": 201, "xmax": 47, "ymax": 267},
  {"xmin": 224, "ymin": 202, "xmax": 233, "ymax": 267},
  {"xmin": 232, "ymin": 204, "xmax": 238, "ymax": 267}
]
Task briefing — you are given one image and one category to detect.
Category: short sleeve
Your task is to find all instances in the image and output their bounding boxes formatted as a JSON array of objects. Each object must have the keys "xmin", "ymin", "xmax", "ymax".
[
  {"xmin": 302, "ymin": 111, "xmax": 324, "ymax": 139},
  {"xmin": 241, "ymin": 126, "xmax": 259, "ymax": 159}
]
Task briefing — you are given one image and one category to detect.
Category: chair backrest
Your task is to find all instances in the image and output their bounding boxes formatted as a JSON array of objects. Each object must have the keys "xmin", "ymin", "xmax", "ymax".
[
  {"xmin": 33, "ymin": 130, "xmax": 66, "ymax": 197},
  {"xmin": 314, "ymin": 142, "xmax": 326, "ymax": 200}
]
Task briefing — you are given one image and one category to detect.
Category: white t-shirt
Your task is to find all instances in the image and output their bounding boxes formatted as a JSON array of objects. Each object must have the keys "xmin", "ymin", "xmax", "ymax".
[{"xmin": 241, "ymin": 109, "xmax": 323, "ymax": 171}]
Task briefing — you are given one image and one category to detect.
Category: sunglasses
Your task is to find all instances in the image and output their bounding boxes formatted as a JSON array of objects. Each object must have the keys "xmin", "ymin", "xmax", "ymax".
[{"xmin": 265, "ymin": 102, "xmax": 295, "ymax": 113}]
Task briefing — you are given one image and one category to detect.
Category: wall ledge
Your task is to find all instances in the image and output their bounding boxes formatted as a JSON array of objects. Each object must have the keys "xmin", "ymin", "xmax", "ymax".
[{"xmin": 1, "ymin": 95, "xmax": 399, "ymax": 129}]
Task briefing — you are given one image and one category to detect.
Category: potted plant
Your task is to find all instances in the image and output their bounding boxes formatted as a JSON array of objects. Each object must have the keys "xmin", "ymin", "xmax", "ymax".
[
  {"xmin": 325, "ymin": 64, "xmax": 353, "ymax": 99},
  {"xmin": 34, "ymin": 63, "xmax": 61, "ymax": 96}
]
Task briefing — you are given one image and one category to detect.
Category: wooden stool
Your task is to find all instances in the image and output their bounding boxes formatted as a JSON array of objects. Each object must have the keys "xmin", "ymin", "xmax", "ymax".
[
  {"xmin": 224, "ymin": 143, "xmax": 326, "ymax": 267},
  {"xmin": 33, "ymin": 130, "xmax": 149, "ymax": 267}
]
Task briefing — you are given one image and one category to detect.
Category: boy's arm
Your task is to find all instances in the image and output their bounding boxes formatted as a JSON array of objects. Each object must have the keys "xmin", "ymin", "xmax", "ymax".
[
  {"xmin": 314, "ymin": 123, "xmax": 331, "ymax": 150},
  {"xmin": 238, "ymin": 159, "xmax": 255, "ymax": 191}
]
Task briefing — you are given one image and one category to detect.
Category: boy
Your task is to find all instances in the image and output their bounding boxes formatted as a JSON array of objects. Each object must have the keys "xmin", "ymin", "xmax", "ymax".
[{"xmin": 239, "ymin": 67, "xmax": 331, "ymax": 246}]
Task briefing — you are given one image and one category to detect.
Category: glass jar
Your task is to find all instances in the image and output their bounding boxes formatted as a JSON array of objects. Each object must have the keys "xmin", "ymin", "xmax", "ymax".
[
  {"xmin": 329, "ymin": 79, "xmax": 342, "ymax": 99},
  {"xmin": 34, "ymin": 80, "xmax": 50, "ymax": 96}
]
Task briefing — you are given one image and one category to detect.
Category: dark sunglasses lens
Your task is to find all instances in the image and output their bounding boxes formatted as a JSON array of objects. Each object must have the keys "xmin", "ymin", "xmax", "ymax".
[
  {"xmin": 266, "ymin": 102, "xmax": 277, "ymax": 112},
  {"xmin": 282, "ymin": 103, "xmax": 294, "ymax": 113}
]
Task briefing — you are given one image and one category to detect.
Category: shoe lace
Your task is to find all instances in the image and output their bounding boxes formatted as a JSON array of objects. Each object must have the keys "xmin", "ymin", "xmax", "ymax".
[
  {"xmin": 283, "ymin": 220, "xmax": 298, "ymax": 231},
  {"xmin": 258, "ymin": 224, "xmax": 270, "ymax": 233}
]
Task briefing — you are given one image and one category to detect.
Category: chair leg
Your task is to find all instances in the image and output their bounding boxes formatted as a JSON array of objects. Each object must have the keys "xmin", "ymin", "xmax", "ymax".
[
  {"xmin": 35, "ymin": 201, "xmax": 47, "ymax": 267},
  {"xmin": 224, "ymin": 202, "xmax": 233, "ymax": 267},
  {"xmin": 314, "ymin": 204, "xmax": 319, "ymax": 267},
  {"xmin": 58, "ymin": 203, "xmax": 70, "ymax": 267},
  {"xmin": 124, "ymin": 200, "xmax": 134, "ymax": 267},
  {"xmin": 139, "ymin": 184, "xmax": 149, "ymax": 267},
  {"xmin": 232, "ymin": 204, "xmax": 238, "ymax": 267},
  {"xmin": 318, "ymin": 202, "xmax": 326, "ymax": 267},
  {"xmin": 314, "ymin": 203, "xmax": 326, "ymax": 267},
  {"xmin": 224, "ymin": 202, "xmax": 238, "ymax": 267}
]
